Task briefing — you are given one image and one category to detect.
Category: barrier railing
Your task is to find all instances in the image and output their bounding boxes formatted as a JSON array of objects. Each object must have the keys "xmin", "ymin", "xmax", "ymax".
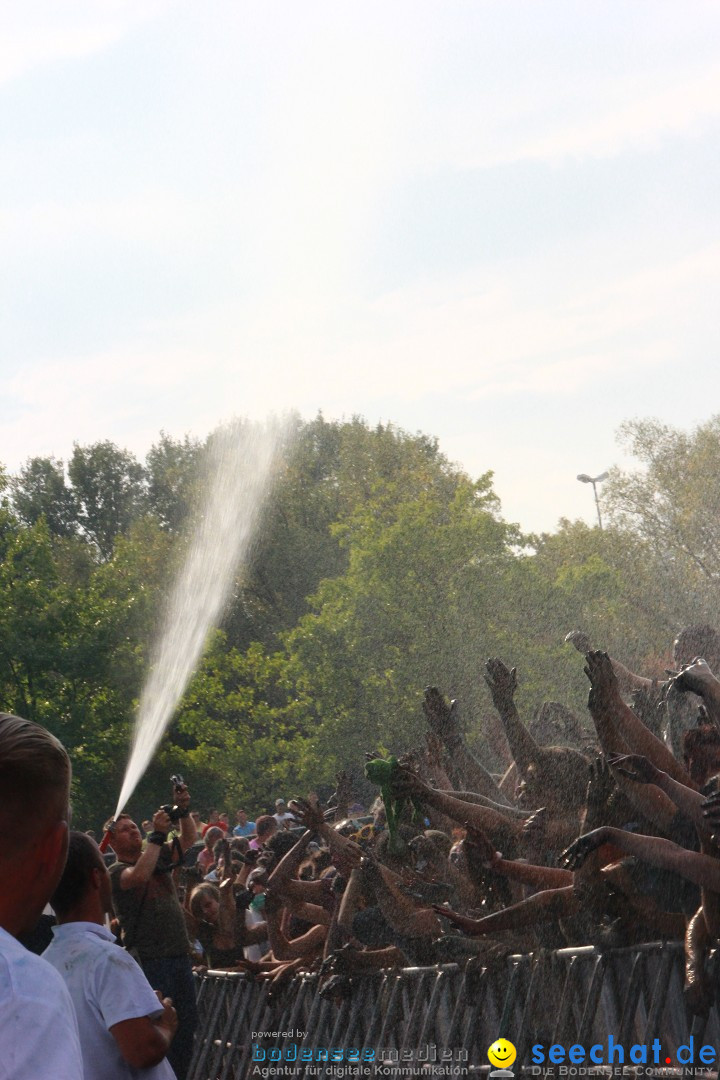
[{"xmin": 188, "ymin": 943, "xmax": 718, "ymax": 1079}]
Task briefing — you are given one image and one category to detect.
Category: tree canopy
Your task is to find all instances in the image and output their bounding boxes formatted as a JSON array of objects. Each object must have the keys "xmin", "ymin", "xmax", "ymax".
[{"xmin": 0, "ymin": 412, "xmax": 715, "ymax": 828}]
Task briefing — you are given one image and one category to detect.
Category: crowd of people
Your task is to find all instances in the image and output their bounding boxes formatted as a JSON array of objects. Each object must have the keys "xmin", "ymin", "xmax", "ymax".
[{"xmin": 5, "ymin": 622, "xmax": 720, "ymax": 1078}]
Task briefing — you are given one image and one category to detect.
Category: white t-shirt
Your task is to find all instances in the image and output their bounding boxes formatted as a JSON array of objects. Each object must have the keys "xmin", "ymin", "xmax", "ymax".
[
  {"xmin": 44, "ymin": 921, "xmax": 176, "ymax": 1080},
  {"xmin": 243, "ymin": 905, "xmax": 268, "ymax": 963},
  {"xmin": 0, "ymin": 924, "xmax": 83, "ymax": 1080}
]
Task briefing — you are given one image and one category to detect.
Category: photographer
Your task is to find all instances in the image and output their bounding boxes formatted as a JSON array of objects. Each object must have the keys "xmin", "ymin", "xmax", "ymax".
[{"xmin": 107, "ymin": 781, "xmax": 197, "ymax": 1080}]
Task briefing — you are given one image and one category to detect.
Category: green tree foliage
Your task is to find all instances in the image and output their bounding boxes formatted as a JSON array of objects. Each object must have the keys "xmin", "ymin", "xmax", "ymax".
[
  {"xmin": 604, "ymin": 416, "xmax": 720, "ymax": 621},
  {"xmin": 530, "ymin": 520, "xmax": 676, "ymax": 691},
  {"xmin": 225, "ymin": 414, "xmax": 459, "ymax": 651},
  {"xmin": 149, "ymin": 636, "xmax": 318, "ymax": 815},
  {"xmin": 280, "ymin": 471, "xmax": 523, "ymax": 767},
  {"xmin": 68, "ymin": 441, "xmax": 147, "ymax": 559},
  {"xmin": 12, "ymin": 456, "xmax": 78, "ymax": 538},
  {"xmin": 145, "ymin": 432, "xmax": 203, "ymax": 533},
  {"xmin": 0, "ymin": 413, "xmax": 712, "ymax": 828}
]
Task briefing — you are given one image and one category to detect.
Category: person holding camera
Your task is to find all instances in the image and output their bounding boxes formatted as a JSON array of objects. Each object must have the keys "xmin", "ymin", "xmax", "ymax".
[{"xmin": 106, "ymin": 781, "xmax": 197, "ymax": 1080}]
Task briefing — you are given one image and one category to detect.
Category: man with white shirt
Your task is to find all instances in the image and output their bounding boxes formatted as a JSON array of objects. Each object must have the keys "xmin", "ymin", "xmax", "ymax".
[
  {"xmin": 44, "ymin": 830, "xmax": 178, "ymax": 1080},
  {"xmin": 273, "ymin": 798, "xmax": 297, "ymax": 830},
  {"xmin": 0, "ymin": 712, "xmax": 83, "ymax": 1080}
]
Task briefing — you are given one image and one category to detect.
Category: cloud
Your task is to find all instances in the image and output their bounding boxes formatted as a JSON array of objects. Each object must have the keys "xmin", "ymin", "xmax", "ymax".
[
  {"xmin": 0, "ymin": 2, "xmax": 171, "ymax": 86},
  {"xmin": 6, "ymin": 234, "xmax": 713, "ymax": 462},
  {"xmin": 414, "ymin": 62, "xmax": 720, "ymax": 173},
  {"xmin": 0, "ymin": 189, "xmax": 213, "ymax": 252}
]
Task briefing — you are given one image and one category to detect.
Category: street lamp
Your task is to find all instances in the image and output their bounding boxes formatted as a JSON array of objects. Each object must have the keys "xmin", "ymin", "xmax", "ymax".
[{"xmin": 577, "ymin": 471, "xmax": 609, "ymax": 529}]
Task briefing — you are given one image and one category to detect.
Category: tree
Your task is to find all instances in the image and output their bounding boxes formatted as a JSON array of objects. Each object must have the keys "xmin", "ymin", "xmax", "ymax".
[
  {"xmin": 607, "ymin": 417, "xmax": 720, "ymax": 579},
  {"xmin": 11, "ymin": 456, "xmax": 78, "ymax": 537},
  {"xmin": 530, "ymin": 519, "xmax": 677, "ymax": 686},
  {"xmin": 280, "ymin": 472, "xmax": 524, "ymax": 768},
  {"xmin": 135, "ymin": 635, "xmax": 320, "ymax": 816},
  {"xmin": 223, "ymin": 413, "xmax": 464, "ymax": 652},
  {"xmin": 68, "ymin": 441, "xmax": 147, "ymax": 559},
  {"xmin": 145, "ymin": 432, "xmax": 203, "ymax": 533},
  {"xmin": 0, "ymin": 514, "xmax": 67, "ymax": 722}
]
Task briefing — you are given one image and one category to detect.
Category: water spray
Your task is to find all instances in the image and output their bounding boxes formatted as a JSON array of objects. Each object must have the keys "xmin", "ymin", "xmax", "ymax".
[{"xmin": 107, "ymin": 418, "xmax": 290, "ymax": 824}]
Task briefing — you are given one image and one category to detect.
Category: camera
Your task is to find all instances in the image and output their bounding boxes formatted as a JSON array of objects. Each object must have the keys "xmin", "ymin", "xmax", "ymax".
[
  {"xmin": 160, "ymin": 773, "xmax": 189, "ymax": 822},
  {"xmin": 233, "ymin": 886, "xmax": 254, "ymax": 911}
]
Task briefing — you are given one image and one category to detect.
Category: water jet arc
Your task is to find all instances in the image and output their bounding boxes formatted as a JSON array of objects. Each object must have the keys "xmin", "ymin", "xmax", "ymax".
[{"xmin": 112, "ymin": 419, "xmax": 286, "ymax": 820}]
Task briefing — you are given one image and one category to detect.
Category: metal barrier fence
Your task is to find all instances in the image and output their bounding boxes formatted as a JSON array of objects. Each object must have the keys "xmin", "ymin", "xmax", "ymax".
[{"xmin": 188, "ymin": 943, "xmax": 719, "ymax": 1080}]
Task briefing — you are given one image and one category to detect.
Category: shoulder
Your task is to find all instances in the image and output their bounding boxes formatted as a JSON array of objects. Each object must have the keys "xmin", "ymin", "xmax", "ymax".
[
  {"xmin": 0, "ymin": 937, "xmax": 82, "ymax": 1075},
  {"xmin": 0, "ymin": 934, "xmax": 70, "ymax": 1001}
]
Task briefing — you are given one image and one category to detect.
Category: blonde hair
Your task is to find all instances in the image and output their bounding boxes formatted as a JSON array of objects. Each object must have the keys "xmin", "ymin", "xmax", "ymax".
[{"xmin": 0, "ymin": 713, "xmax": 70, "ymax": 853}]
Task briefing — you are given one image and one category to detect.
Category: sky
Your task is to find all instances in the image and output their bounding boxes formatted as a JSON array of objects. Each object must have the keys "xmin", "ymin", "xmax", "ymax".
[{"xmin": 2, "ymin": 1, "xmax": 720, "ymax": 534}]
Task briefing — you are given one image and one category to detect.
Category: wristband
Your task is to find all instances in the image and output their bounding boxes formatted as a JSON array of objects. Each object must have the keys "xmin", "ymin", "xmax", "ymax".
[
  {"xmin": 173, "ymin": 806, "xmax": 189, "ymax": 819},
  {"xmin": 147, "ymin": 832, "xmax": 167, "ymax": 846}
]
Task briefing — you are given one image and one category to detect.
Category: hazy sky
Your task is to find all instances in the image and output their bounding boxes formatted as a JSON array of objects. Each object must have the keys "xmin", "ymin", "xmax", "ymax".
[{"xmin": 3, "ymin": 1, "xmax": 720, "ymax": 533}]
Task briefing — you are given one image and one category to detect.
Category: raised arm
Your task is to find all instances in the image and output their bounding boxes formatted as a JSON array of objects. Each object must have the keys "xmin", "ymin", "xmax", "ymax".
[
  {"xmin": 263, "ymin": 892, "xmax": 327, "ymax": 961},
  {"xmin": 673, "ymin": 659, "xmax": 720, "ymax": 729},
  {"xmin": 435, "ymin": 885, "xmax": 577, "ymax": 938},
  {"xmin": 462, "ymin": 823, "xmax": 572, "ymax": 889},
  {"xmin": 437, "ymin": 790, "xmax": 531, "ymax": 819},
  {"xmin": 172, "ymin": 782, "xmax": 197, "ymax": 853},
  {"xmin": 484, "ymin": 659, "xmax": 540, "ymax": 776},
  {"xmin": 560, "ymin": 826, "xmax": 720, "ymax": 892},
  {"xmin": 566, "ymin": 631, "xmax": 654, "ymax": 696},
  {"xmin": 610, "ymin": 754, "xmax": 711, "ymax": 841},
  {"xmin": 391, "ymin": 767, "xmax": 523, "ymax": 850},
  {"xmin": 118, "ymin": 809, "xmax": 174, "ymax": 889},
  {"xmin": 585, "ymin": 652, "xmax": 694, "ymax": 788},
  {"xmin": 423, "ymin": 687, "xmax": 511, "ymax": 805},
  {"xmin": 359, "ymin": 857, "xmax": 442, "ymax": 940},
  {"xmin": 265, "ymin": 829, "xmax": 314, "ymax": 896}
]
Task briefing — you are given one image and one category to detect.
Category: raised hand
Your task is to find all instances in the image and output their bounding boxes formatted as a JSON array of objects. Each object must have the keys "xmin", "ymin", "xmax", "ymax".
[
  {"xmin": 565, "ymin": 630, "xmax": 592, "ymax": 654},
  {"xmin": 672, "ymin": 658, "xmax": 719, "ymax": 697},
  {"xmin": 431, "ymin": 904, "xmax": 481, "ymax": 935},
  {"xmin": 173, "ymin": 782, "xmax": 191, "ymax": 813},
  {"xmin": 584, "ymin": 755, "xmax": 617, "ymax": 831},
  {"xmin": 558, "ymin": 827, "xmax": 608, "ymax": 871},
  {"xmin": 584, "ymin": 651, "xmax": 619, "ymax": 710},
  {"xmin": 701, "ymin": 786, "xmax": 720, "ymax": 831},
  {"xmin": 422, "ymin": 686, "xmax": 460, "ymax": 739},
  {"xmin": 522, "ymin": 806, "xmax": 548, "ymax": 842},
  {"xmin": 333, "ymin": 770, "xmax": 352, "ymax": 801},
  {"xmin": 152, "ymin": 808, "xmax": 173, "ymax": 836},
  {"xmin": 607, "ymin": 753, "xmax": 659, "ymax": 785},
  {"xmin": 483, "ymin": 658, "xmax": 518, "ymax": 708},
  {"xmin": 390, "ymin": 763, "xmax": 428, "ymax": 799},
  {"xmin": 461, "ymin": 823, "xmax": 499, "ymax": 868},
  {"xmin": 288, "ymin": 796, "xmax": 325, "ymax": 831}
]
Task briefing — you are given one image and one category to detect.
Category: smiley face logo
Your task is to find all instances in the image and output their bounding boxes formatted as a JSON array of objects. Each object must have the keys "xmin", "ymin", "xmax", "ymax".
[{"xmin": 488, "ymin": 1039, "xmax": 517, "ymax": 1069}]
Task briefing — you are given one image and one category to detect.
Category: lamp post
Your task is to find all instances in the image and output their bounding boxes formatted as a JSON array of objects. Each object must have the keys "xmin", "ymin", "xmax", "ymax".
[{"xmin": 577, "ymin": 471, "xmax": 608, "ymax": 529}]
